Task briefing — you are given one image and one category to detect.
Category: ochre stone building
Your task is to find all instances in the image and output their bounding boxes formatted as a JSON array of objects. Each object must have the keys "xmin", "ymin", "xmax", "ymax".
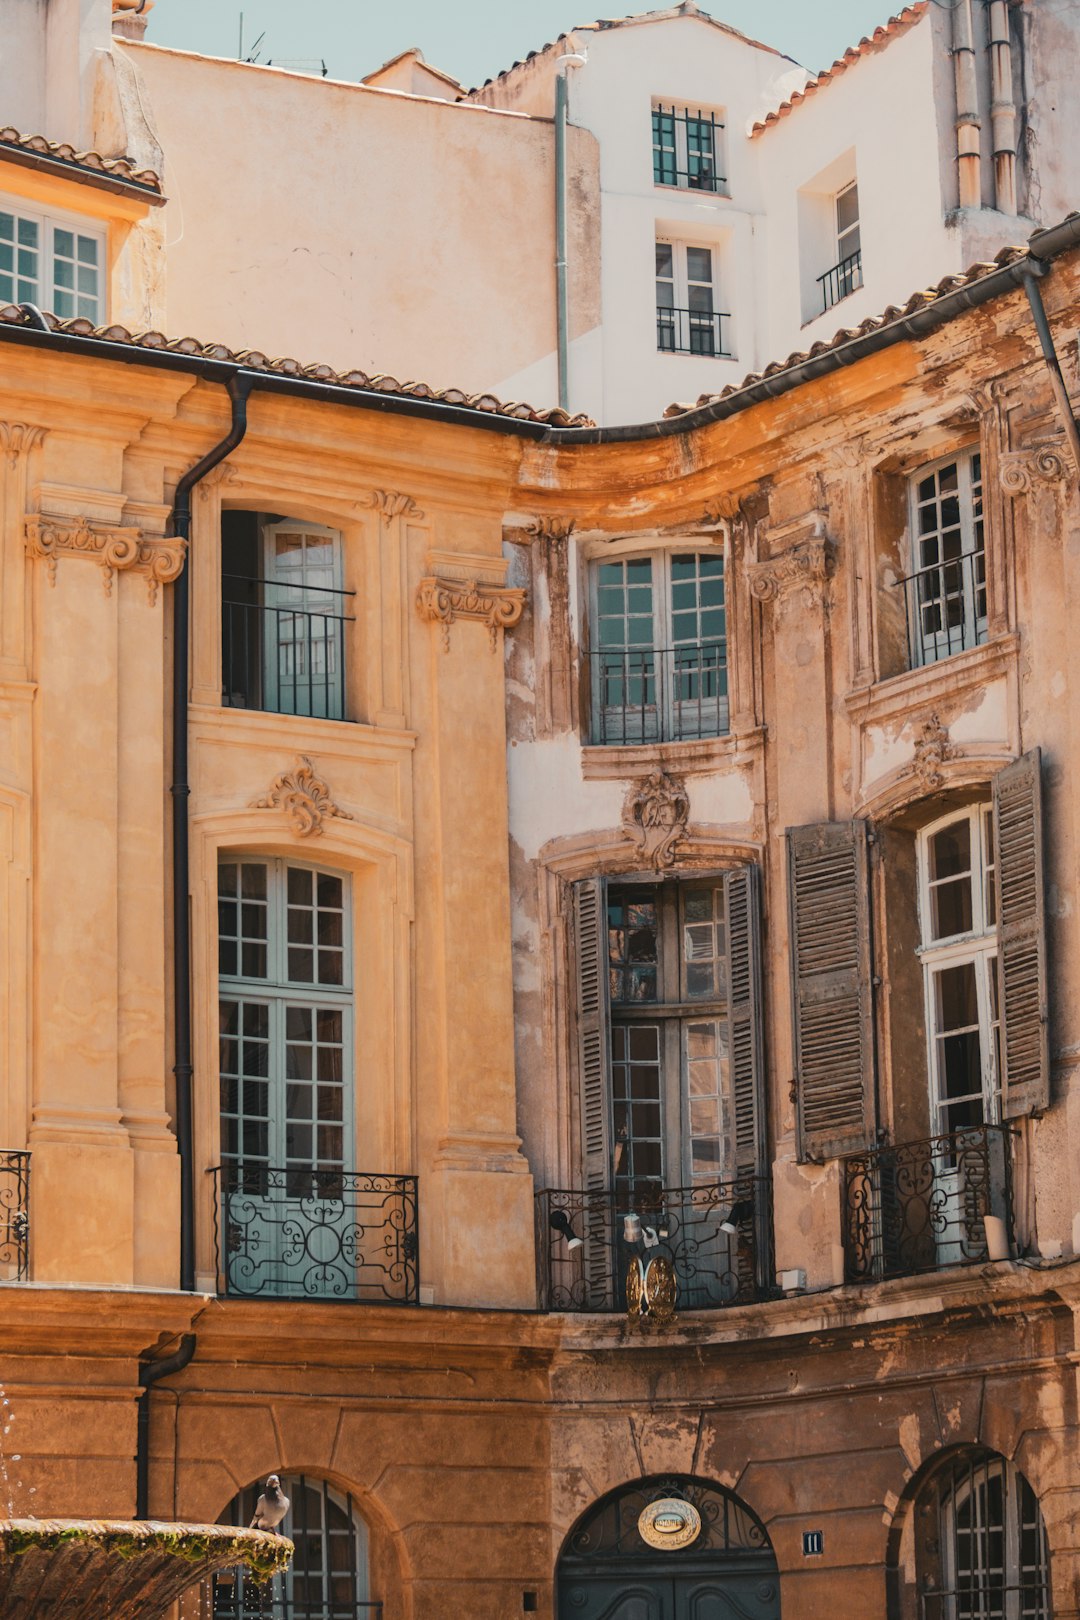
[{"xmin": 3, "ymin": 123, "xmax": 1080, "ymax": 1617}]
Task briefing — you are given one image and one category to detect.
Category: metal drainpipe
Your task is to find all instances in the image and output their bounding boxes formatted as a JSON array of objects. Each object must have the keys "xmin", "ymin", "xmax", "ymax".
[
  {"xmin": 172, "ymin": 373, "xmax": 254, "ymax": 1293},
  {"xmin": 988, "ymin": 0, "xmax": 1018, "ymax": 215},
  {"xmin": 555, "ymin": 71, "xmax": 570, "ymax": 412},
  {"xmin": 1020, "ymin": 261, "xmax": 1080, "ymax": 478},
  {"xmin": 952, "ymin": 0, "xmax": 982, "ymax": 209},
  {"xmin": 136, "ymin": 1333, "xmax": 196, "ymax": 1518}
]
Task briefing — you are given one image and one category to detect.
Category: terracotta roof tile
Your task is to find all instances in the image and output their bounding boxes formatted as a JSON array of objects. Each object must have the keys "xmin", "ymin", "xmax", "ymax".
[
  {"xmin": 0, "ymin": 305, "xmax": 594, "ymax": 427},
  {"xmin": 0, "ymin": 126, "xmax": 163, "ymax": 193},
  {"xmin": 660, "ymin": 242, "xmax": 1031, "ymax": 418},
  {"xmin": 750, "ymin": 3, "xmax": 929, "ymax": 135}
]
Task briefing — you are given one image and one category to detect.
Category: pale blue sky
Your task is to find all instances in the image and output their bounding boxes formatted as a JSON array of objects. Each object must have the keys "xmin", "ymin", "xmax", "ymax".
[{"xmin": 143, "ymin": 1, "xmax": 905, "ymax": 87}]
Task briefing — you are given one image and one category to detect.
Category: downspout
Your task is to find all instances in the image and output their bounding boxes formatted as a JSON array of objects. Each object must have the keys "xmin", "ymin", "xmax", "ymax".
[
  {"xmin": 1020, "ymin": 260, "xmax": 1080, "ymax": 478},
  {"xmin": 988, "ymin": 0, "xmax": 1018, "ymax": 215},
  {"xmin": 172, "ymin": 373, "xmax": 254, "ymax": 1293},
  {"xmin": 554, "ymin": 50, "xmax": 586, "ymax": 414},
  {"xmin": 951, "ymin": 0, "xmax": 982, "ymax": 209},
  {"xmin": 136, "ymin": 1332, "xmax": 196, "ymax": 1518}
]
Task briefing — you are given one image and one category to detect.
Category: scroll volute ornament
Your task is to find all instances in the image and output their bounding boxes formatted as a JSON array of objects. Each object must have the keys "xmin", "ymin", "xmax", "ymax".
[
  {"xmin": 622, "ymin": 771, "xmax": 690, "ymax": 870},
  {"xmin": 250, "ymin": 756, "xmax": 354, "ymax": 838},
  {"xmin": 415, "ymin": 575, "xmax": 526, "ymax": 651}
]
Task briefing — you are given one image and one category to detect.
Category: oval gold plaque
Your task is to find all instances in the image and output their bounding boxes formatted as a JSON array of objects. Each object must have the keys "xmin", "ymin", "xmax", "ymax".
[{"xmin": 638, "ymin": 1497, "xmax": 702, "ymax": 1551}]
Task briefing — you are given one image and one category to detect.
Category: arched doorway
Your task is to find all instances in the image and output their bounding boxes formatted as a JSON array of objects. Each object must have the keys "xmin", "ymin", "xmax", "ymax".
[
  {"xmin": 212, "ymin": 1473, "xmax": 372, "ymax": 1617},
  {"xmin": 557, "ymin": 1475, "xmax": 781, "ymax": 1619},
  {"xmin": 886, "ymin": 1447, "xmax": 1051, "ymax": 1619}
]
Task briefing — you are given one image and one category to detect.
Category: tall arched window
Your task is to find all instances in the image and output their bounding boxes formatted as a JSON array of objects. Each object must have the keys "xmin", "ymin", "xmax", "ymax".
[
  {"xmin": 213, "ymin": 1474, "xmax": 373, "ymax": 1618},
  {"xmin": 909, "ymin": 1450, "xmax": 1050, "ymax": 1620}
]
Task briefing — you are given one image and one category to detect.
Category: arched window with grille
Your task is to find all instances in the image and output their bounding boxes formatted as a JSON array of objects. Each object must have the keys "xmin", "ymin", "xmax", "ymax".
[
  {"xmin": 897, "ymin": 1449, "xmax": 1051, "ymax": 1620},
  {"xmin": 213, "ymin": 1474, "xmax": 378, "ymax": 1618}
]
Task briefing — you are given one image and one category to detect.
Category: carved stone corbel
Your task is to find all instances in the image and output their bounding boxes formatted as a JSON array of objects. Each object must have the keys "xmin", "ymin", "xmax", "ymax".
[
  {"xmin": 415, "ymin": 576, "xmax": 527, "ymax": 651},
  {"xmin": 999, "ymin": 439, "xmax": 1072, "ymax": 496},
  {"xmin": 362, "ymin": 490, "xmax": 424, "ymax": 522},
  {"xmin": 250, "ymin": 756, "xmax": 354, "ymax": 838},
  {"xmin": 622, "ymin": 770, "xmax": 690, "ymax": 871},
  {"xmin": 24, "ymin": 514, "xmax": 185, "ymax": 601},
  {"xmin": 0, "ymin": 423, "xmax": 47, "ymax": 469},
  {"xmin": 524, "ymin": 517, "xmax": 575, "ymax": 544},
  {"xmin": 748, "ymin": 536, "xmax": 835, "ymax": 604}
]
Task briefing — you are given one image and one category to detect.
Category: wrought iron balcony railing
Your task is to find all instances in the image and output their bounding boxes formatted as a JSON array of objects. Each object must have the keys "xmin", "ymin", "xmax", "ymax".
[
  {"xmin": 536, "ymin": 1177, "xmax": 771, "ymax": 1313},
  {"xmin": 588, "ymin": 643, "xmax": 729, "ymax": 745},
  {"xmin": 817, "ymin": 248, "xmax": 863, "ymax": 312},
  {"xmin": 842, "ymin": 1124, "xmax": 1013, "ymax": 1284},
  {"xmin": 896, "ymin": 548, "xmax": 988, "ymax": 669},
  {"xmin": 921, "ymin": 1585, "xmax": 1048, "ymax": 1620},
  {"xmin": 210, "ymin": 1582, "xmax": 383, "ymax": 1619},
  {"xmin": 210, "ymin": 1165, "xmax": 418, "ymax": 1303},
  {"xmin": 656, "ymin": 306, "xmax": 732, "ymax": 357},
  {"xmin": 652, "ymin": 105, "xmax": 726, "ymax": 193},
  {"xmin": 0, "ymin": 1150, "xmax": 29, "ymax": 1280},
  {"xmin": 222, "ymin": 574, "xmax": 355, "ymax": 720}
]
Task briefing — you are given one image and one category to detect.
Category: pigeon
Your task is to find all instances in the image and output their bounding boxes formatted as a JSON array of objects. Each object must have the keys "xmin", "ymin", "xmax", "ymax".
[{"xmin": 250, "ymin": 1474, "xmax": 290, "ymax": 1532}]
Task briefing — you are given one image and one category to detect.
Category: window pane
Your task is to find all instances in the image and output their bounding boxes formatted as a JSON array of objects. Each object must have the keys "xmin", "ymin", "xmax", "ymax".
[
  {"xmin": 608, "ymin": 887, "xmax": 659, "ymax": 1003},
  {"xmin": 655, "ymin": 242, "xmax": 673, "ymax": 279},
  {"xmin": 836, "ymin": 182, "xmax": 859, "ymax": 234},
  {"xmin": 686, "ymin": 246, "xmax": 712, "ymax": 283}
]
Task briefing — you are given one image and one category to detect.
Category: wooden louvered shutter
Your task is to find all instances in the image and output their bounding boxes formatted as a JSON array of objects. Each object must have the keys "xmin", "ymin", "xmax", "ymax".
[
  {"xmin": 994, "ymin": 750, "xmax": 1049, "ymax": 1118},
  {"xmin": 724, "ymin": 864, "xmax": 765, "ymax": 1177},
  {"xmin": 787, "ymin": 821, "xmax": 876, "ymax": 1162},
  {"xmin": 573, "ymin": 878, "xmax": 612, "ymax": 1189}
]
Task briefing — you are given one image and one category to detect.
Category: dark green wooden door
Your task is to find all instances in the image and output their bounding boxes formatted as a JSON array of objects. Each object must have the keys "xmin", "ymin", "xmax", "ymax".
[{"xmin": 558, "ymin": 1565, "xmax": 780, "ymax": 1620}]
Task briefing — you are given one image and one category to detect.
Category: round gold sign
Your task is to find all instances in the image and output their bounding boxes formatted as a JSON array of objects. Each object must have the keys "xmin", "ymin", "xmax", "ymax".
[{"xmin": 638, "ymin": 1497, "xmax": 702, "ymax": 1551}]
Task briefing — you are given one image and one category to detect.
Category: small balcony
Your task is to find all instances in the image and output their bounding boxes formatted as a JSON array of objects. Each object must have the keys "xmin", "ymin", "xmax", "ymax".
[
  {"xmin": 898, "ymin": 548, "xmax": 988, "ymax": 669},
  {"xmin": 222, "ymin": 576, "xmax": 355, "ymax": 720},
  {"xmin": 210, "ymin": 1165, "xmax": 418, "ymax": 1304},
  {"xmin": 652, "ymin": 105, "xmax": 726, "ymax": 194},
  {"xmin": 842, "ymin": 1124, "xmax": 1013, "ymax": 1284},
  {"xmin": 656, "ymin": 307, "xmax": 732, "ymax": 358},
  {"xmin": 0, "ymin": 1150, "xmax": 29, "ymax": 1281},
  {"xmin": 817, "ymin": 248, "xmax": 863, "ymax": 313},
  {"xmin": 589, "ymin": 643, "xmax": 729, "ymax": 745},
  {"xmin": 536, "ymin": 1177, "xmax": 771, "ymax": 1313}
]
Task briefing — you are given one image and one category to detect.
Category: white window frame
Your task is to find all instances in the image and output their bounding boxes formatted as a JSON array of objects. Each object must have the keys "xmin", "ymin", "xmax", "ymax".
[
  {"xmin": 835, "ymin": 178, "xmax": 861, "ymax": 265},
  {"xmin": 655, "ymin": 238, "xmax": 726, "ymax": 358},
  {"xmin": 588, "ymin": 542, "xmax": 729, "ymax": 744},
  {"xmin": 0, "ymin": 191, "xmax": 105, "ymax": 322},
  {"xmin": 651, "ymin": 101, "xmax": 727, "ymax": 194},
  {"xmin": 917, "ymin": 804, "xmax": 999, "ymax": 1138},
  {"xmin": 218, "ymin": 854, "xmax": 354, "ymax": 1173},
  {"xmin": 906, "ymin": 447, "xmax": 987, "ymax": 668},
  {"xmin": 261, "ymin": 518, "xmax": 346, "ymax": 720}
]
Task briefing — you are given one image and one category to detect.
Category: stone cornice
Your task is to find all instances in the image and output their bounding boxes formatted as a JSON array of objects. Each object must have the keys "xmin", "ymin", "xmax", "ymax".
[
  {"xmin": 23, "ymin": 515, "xmax": 186, "ymax": 602},
  {"xmin": 415, "ymin": 575, "xmax": 526, "ymax": 650}
]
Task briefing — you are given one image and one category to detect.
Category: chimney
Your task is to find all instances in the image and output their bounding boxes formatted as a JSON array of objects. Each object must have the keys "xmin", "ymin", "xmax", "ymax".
[{"xmin": 112, "ymin": 0, "xmax": 154, "ymax": 42}]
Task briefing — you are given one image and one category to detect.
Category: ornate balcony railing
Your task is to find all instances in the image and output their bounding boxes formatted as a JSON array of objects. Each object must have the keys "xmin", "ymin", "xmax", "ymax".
[
  {"xmin": 210, "ymin": 1165, "xmax": 418, "ymax": 1303},
  {"xmin": 0, "ymin": 1150, "xmax": 29, "ymax": 1280},
  {"xmin": 897, "ymin": 547, "xmax": 988, "ymax": 669},
  {"xmin": 222, "ymin": 574, "xmax": 355, "ymax": 720},
  {"xmin": 588, "ymin": 643, "xmax": 729, "ymax": 745},
  {"xmin": 842, "ymin": 1124, "xmax": 1013, "ymax": 1283},
  {"xmin": 817, "ymin": 248, "xmax": 863, "ymax": 312},
  {"xmin": 536, "ymin": 1177, "xmax": 771, "ymax": 1313},
  {"xmin": 656, "ymin": 307, "xmax": 732, "ymax": 357}
]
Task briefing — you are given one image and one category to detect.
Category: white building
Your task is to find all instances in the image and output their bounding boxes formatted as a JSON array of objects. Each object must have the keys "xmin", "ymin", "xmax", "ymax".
[{"xmin": 0, "ymin": 1, "xmax": 1078, "ymax": 426}]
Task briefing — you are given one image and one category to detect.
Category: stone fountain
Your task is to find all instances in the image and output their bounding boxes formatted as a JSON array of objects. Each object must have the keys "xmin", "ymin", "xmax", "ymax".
[{"xmin": 0, "ymin": 1518, "xmax": 293, "ymax": 1617}]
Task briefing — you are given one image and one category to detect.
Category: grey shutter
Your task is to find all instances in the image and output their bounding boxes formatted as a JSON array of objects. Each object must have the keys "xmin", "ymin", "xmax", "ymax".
[
  {"xmin": 994, "ymin": 750, "xmax": 1049, "ymax": 1117},
  {"xmin": 787, "ymin": 821, "xmax": 876, "ymax": 1161},
  {"xmin": 573, "ymin": 878, "xmax": 612, "ymax": 1188},
  {"xmin": 724, "ymin": 864, "xmax": 765, "ymax": 1177}
]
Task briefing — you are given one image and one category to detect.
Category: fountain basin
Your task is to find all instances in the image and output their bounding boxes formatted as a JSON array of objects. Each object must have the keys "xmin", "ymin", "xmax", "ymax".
[{"xmin": 0, "ymin": 1518, "xmax": 293, "ymax": 1617}]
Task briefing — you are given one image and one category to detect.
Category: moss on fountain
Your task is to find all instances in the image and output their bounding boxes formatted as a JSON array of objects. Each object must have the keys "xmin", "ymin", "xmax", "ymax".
[{"xmin": 0, "ymin": 1518, "xmax": 293, "ymax": 1617}]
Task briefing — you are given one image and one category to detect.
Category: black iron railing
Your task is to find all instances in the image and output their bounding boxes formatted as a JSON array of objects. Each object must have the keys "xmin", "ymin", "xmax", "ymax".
[
  {"xmin": 897, "ymin": 548, "xmax": 988, "ymax": 668},
  {"xmin": 817, "ymin": 248, "xmax": 863, "ymax": 312},
  {"xmin": 211, "ymin": 1584, "xmax": 383, "ymax": 1619},
  {"xmin": 210, "ymin": 1165, "xmax": 418, "ymax": 1303},
  {"xmin": 652, "ymin": 105, "xmax": 726, "ymax": 192},
  {"xmin": 921, "ymin": 1588, "xmax": 1049, "ymax": 1620},
  {"xmin": 656, "ymin": 307, "xmax": 732, "ymax": 357},
  {"xmin": 222, "ymin": 575, "xmax": 355, "ymax": 719},
  {"xmin": 589, "ymin": 643, "xmax": 729, "ymax": 745},
  {"xmin": 536, "ymin": 1178, "xmax": 771, "ymax": 1313},
  {"xmin": 843, "ymin": 1124, "xmax": 1013, "ymax": 1283},
  {"xmin": 0, "ymin": 1151, "xmax": 29, "ymax": 1280}
]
